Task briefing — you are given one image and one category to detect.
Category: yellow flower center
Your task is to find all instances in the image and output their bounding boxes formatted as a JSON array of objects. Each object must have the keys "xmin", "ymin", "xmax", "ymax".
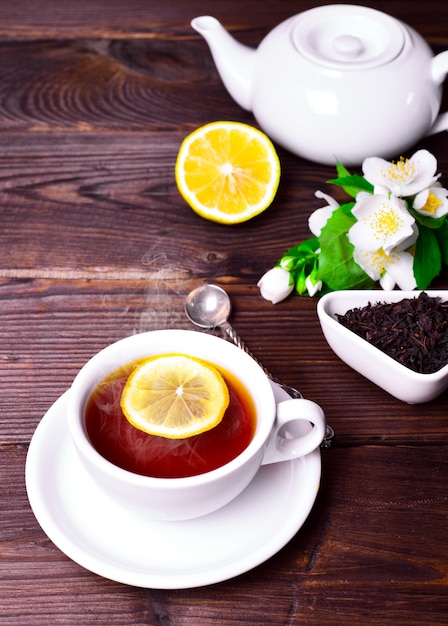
[
  {"xmin": 364, "ymin": 203, "xmax": 404, "ymax": 241},
  {"xmin": 420, "ymin": 192, "xmax": 442, "ymax": 215},
  {"xmin": 381, "ymin": 156, "xmax": 415, "ymax": 184},
  {"xmin": 362, "ymin": 248, "xmax": 397, "ymax": 274}
]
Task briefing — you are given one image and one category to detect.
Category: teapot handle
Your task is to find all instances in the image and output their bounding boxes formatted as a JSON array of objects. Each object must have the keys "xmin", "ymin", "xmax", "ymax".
[
  {"xmin": 428, "ymin": 51, "xmax": 448, "ymax": 135},
  {"xmin": 431, "ymin": 50, "xmax": 448, "ymax": 84},
  {"xmin": 428, "ymin": 113, "xmax": 448, "ymax": 136}
]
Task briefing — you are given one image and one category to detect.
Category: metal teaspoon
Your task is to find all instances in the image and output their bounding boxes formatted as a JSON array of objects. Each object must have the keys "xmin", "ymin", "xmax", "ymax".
[{"xmin": 184, "ymin": 283, "xmax": 334, "ymax": 448}]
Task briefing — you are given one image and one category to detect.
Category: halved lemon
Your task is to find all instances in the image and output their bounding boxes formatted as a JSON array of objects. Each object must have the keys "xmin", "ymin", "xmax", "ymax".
[
  {"xmin": 120, "ymin": 354, "xmax": 230, "ymax": 439},
  {"xmin": 175, "ymin": 121, "xmax": 281, "ymax": 224}
]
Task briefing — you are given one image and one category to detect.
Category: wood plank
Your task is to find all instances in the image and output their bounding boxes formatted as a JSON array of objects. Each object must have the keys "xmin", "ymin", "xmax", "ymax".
[
  {"xmin": 0, "ymin": 0, "xmax": 446, "ymax": 43},
  {"xmin": 0, "ymin": 278, "xmax": 447, "ymax": 445},
  {"xmin": 0, "ymin": 38, "xmax": 249, "ymax": 131},
  {"xmin": 0, "ymin": 131, "xmax": 334, "ymax": 273},
  {"xmin": 0, "ymin": 1, "xmax": 447, "ymax": 621},
  {"xmin": 0, "ymin": 131, "xmax": 447, "ymax": 278},
  {"xmin": 3, "ymin": 446, "xmax": 446, "ymax": 625}
]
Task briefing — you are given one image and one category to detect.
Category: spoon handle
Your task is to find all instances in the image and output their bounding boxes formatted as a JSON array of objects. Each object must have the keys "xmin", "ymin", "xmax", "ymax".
[
  {"xmin": 222, "ymin": 323, "xmax": 303, "ymax": 397},
  {"xmin": 221, "ymin": 322, "xmax": 335, "ymax": 449},
  {"xmin": 221, "ymin": 322, "xmax": 275, "ymax": 380}
]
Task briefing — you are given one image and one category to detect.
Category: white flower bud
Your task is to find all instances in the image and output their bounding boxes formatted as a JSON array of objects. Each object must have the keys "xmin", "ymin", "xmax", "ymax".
[
  {"xmin": 257, "ymin": 267, "xmax": 293, "ymax": 304},
  {"xmin": 305, "ymin": 275, "xmax": 323, "ymax": 296}
]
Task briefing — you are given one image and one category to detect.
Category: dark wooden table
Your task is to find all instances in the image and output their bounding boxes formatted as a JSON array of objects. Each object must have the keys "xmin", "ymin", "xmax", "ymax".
[{"xmin": 1, "ymin": 1, "xmax": 447, "ymax": 624}]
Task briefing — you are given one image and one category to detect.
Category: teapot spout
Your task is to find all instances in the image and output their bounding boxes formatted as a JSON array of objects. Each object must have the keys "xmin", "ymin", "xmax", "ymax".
[{"xmin": 191, "ymin": 16, "xmax": 255, "ymax": 111}]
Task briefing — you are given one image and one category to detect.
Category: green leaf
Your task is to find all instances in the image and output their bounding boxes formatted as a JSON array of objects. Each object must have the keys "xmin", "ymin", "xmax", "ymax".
[
  {"xmin": 335, "ymin": 161, "xmax": 351, "ymax": 178},
  {"xmin": 338, "ymin": 201, "xmax": 355, "ymax": 217},
  {"xmin": 295, "ymin": 268, "xmax": 307, "ymax": 295},
  {"xmin": 281, "ymin": 238, "xmax": 319, "ymax": 258},
  {"xmin": 413, "ymin": 224, "xmax": 442, "ymax": 289},
  {"xmin": 434, "ymin": 219, "xmax": 448, "ymax": 265},
  {"xmin": 293, "ymin": 237, "xmax": 320, "ymax": 254},
  {"xmin": 278, "ymin": 237, "xmax": 319, "ymax": 271},
  {"xmin": 316, "ymin": 208, "xmax": 375, "ymax": 290},
  {"xmin": 410, "ymin": 208, "xmax": 447, "ymax": 230},
  {"xmin": 327, "ymin": 174, "xmax": 374, "ymax": 198}
]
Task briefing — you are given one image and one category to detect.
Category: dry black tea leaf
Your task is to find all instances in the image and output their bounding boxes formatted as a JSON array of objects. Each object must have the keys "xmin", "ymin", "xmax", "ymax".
[{"xmin": 336, "ymin": 292, "xmax": 448, "ymax": 374}]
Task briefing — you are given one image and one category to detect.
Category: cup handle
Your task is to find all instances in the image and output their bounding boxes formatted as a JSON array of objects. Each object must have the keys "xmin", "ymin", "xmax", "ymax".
[{"xmin": 261, "ymin": 399, "xmax": 326, "ymax": 465}]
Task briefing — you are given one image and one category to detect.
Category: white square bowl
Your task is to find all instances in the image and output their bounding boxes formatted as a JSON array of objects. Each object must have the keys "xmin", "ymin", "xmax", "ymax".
[{"xmin": 317, "ymin": 290, "xmax": 448, "ymax": 404}]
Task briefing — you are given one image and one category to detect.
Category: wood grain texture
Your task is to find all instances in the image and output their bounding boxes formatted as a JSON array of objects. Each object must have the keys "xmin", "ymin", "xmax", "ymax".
[
  {"xmin": 0, "ymin": 0, "xmax": 447, "ymax": 623},
  {"xmin": 2, "ymin": 447, "xmax": 447, "ymax": 625}
]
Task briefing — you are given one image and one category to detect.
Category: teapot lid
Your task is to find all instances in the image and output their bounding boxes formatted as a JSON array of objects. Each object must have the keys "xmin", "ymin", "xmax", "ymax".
[{"xmin": 292, "ymin": 5, "xmax": 407, "ymax": 70}]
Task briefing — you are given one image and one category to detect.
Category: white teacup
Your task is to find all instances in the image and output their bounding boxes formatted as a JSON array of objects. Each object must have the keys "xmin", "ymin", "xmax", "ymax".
[{"xmin": 67, "ymin": 329, "xmax": 326, "ymax": 521}]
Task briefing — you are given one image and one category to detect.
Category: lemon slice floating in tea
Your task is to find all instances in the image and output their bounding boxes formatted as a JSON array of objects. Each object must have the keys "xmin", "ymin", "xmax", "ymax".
[
  {"xmin": 175, "ymin": 121, "xmax": 281, "ymax": 224},
  {"xmin": 120, "ymin": 354, "xmax": 230, "ymax": 439}
]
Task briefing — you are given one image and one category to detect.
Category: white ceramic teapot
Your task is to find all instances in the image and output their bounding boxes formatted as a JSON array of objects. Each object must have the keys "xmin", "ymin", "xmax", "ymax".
[{"xmin": 192, "ymin": 5, "xmax": 448, "ymax": 165}]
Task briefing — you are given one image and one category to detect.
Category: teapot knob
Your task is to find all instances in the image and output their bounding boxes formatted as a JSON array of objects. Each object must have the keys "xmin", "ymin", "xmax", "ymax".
[{"xmin": 333, "ymin": 35, "xmax": 364, "ymax": 59}]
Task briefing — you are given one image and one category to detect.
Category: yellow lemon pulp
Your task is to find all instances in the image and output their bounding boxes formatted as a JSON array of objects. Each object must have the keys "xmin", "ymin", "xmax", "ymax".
[
  {"xmin": 175, "ymin": 121, "xmax": 281, "ymax": 224},
  {"xmin": 120, "ymin": 354, "xmax": 230, "ymax": 439}
]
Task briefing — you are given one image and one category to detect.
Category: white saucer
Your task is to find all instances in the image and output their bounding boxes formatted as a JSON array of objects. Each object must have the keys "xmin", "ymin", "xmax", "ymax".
[{"xmin": 25, "ymin": 384, "xmax": 321, "ymax": 589}]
